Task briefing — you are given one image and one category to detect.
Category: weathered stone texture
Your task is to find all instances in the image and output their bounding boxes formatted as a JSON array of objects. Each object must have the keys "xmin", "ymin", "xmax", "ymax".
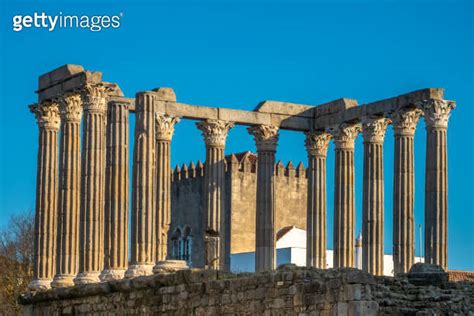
[
  {"xmin": 154, "ymin": 114, "xmax": 179, "ymax": 268},
  {"xmin": 361, "ymin": 117, "xmax": 390, "ymax": 276},
  {"xmin": 126, "ymin": 92, "xmax": 157, "ymax": 277},
  {"xmin": 305, "ymin": 131, "xmax": 331, "ymax": 269},
  {"xmin": 391, "ymin": 108, "xmax": 422, "ymax": 275},
  {"xmin": 52, "ymin": 93, "xmax": 83, "ymax": 288},
  {"xmin": 75, "ymin": 84, "xmax": 109, "ymax": 285},
  {"xmin": 29, "ymin": 102, "xmax": 61, "ymax": 291},
  {"xmin": 101, "ymin": 99, "xmax": 130, "ymax": 281},
  {"xmin": 21, "ymin": 267, "xmax": 473, "ymax": 315}
]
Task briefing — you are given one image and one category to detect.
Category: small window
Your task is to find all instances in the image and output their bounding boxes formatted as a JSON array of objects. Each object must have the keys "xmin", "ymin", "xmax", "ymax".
[{"xmin": 170, "ymin": 226, "xmax": 193, "ymax": 267}]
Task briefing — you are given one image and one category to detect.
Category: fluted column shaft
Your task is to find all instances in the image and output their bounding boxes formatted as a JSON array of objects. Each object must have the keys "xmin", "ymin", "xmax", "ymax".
[
  {"xmin": 101, "ymin": 100, "xmax": 129, "ymax": 281},
  {"xmin": 197, "ymin": 120, "xmax": 233, "ymax": 270},
  {"xmin": 305, "ymin": 131, "xmax": 331, "ymax": 269},
  {"xmin": 391, "ymin": 108, "xmax": 422, "ymax": 274},
  {"xmin": 328, "ymin": 123, "xmax": 361, "ymax": 268},
  {"xmin": 52, "ymin": 94, "xmax": 83, "ymax": 288},
  {"xmin": 74, "ymin": 84, "xmax": 108, "ymax": 285},
  {"xmin": 362, "ymin": 117, "xmax": 390, "ymax": 276},
  {"xmin": 29, "ymin": 102, "xmax": 60, "ymax": 291},
  {"xmin": 126, "ymin": 92, "xmax": 157, "ymax": 277},
  {"xmin": 419, "ymin": 99, "xmax": 455, "ymax": 271},
  {"xmin": 154, "ymin": 114, "xmax": 179, "ymax": 270},
  {"xmin": 248, "ymin": 125, "xmax": 279, "ymax": 272}
]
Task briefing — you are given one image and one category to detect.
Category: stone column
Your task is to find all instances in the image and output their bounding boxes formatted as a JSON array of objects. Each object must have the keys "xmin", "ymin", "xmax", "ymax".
[
  {"xmin": 305, "ymin": 131, "xmax": 331, "ymax": 269},
  {"xmin": 126, "ymin": 92, "xmax": 157, "ymax": 278},
  {"xmin": 197, "ymin": 119, "xmax": 234, "ymax": 270},
  {"xmin": 391, "ymin": 108, "xmax": 422, "ymax": 274},
  {"xmin": 52, "ymin": 93, "xmax": 83, "ymax": 288},
  {"xmin": 153, "ymin": 114, "xmax": 179, "ymax": 272},
  {"xmin": 74, "ymin": 84, "xmax": 108, "ymax": 285},
  {"xmin": 328, "ymin": 123, "xmax": 361, "ymax": 268},
  {"xmin": 418, "ymin": 99, "xmax": 455, "ymax": 271},
  {"xmin": 29, "ymin": 102, "xmax": 60, "ymax": 291},
  {"xmin": 248, "ymin": 125, "xmax": 279, "ymax": 272},
  {"xmin": 100, "ymin": 99, "xmax": 130, "ymax": 281},
  {"xmin": 361, "ymin": 117, "xmax": 390, "ymax": 276}
]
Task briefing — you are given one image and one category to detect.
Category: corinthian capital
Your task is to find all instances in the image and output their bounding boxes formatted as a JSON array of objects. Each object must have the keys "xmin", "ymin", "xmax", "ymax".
[
  {"xmin": 248, "ymin": 124, "xmax": 279, "ymax": 152},
  {"xmin": 57, "ymin": 93, "xmax": 83, "ymax": 123},
  {"xmin": 81, "ymin": 83, "xmax": 109, "ymax": 114},
  {"xmin": 390, "ymin": 108, "xmax": 423, "ymax": 136},
  {"xmin": 305, "ymin": 131, "xmax": 331, "ymax": 157},
  {"xmin": 327, "ymin": 123, "xmax": 361, "ymax": 150},
  {"xmin": 30, "ymin": 102, "xmax": 61, "ymax": 131},
  {"xmin": 156, "ymin": 114, "xmax": 180, "ymax": 141},
  {"xmin": 197, "ymin": 119, "xmax": 234, "ymax": 148},
  {"xmin": 417, "ymin": 99, "xmax": 456, "ymax": 130},
  {"xmin": 362, "ymin": 117, "xmax": 391, "ymax": 143}
]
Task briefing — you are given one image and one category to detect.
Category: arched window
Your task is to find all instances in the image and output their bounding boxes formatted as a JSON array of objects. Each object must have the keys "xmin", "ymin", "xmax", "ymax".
[
  {"xmin": 170, "ymin": 226, "xmax": 193, "ymax": 267},
  {"xmin": 171, "ymin": 228, "xmax": 182, "ymax": 260}
]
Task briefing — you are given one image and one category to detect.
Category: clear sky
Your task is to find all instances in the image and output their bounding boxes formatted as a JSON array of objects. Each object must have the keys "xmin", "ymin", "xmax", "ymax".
[{"xmin": 0, "ymin": 0, "xmax": 472, "ymax": 270}]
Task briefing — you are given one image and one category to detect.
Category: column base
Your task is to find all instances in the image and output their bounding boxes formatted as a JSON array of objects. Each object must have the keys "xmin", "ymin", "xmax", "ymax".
[
  {"xmin": 153, "ymin": 260, "xmax": 189, "ymax": 274},
  {"xmin": 51, "ymin": 274, "xmax": 75, "ymax": 288},
  {"xmin": 124, "ymin": 263, "xmax": 154, "ymax": 278},
  {"xmin": 99, "ymin": 268, "xmax": 126, "ymax": 282},
  {"xmin": 74, "ymin": 271, "xmax": 101, "ymax": 285},
  {"xmin": 28, "ymin": 278, "xmax": 52, "ymax": 291}
]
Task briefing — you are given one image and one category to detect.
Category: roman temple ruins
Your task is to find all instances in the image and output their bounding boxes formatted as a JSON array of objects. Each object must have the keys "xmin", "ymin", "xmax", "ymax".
[{"xmin": 28, "ymin": 64, "xmax": 455, "ymax": 291}]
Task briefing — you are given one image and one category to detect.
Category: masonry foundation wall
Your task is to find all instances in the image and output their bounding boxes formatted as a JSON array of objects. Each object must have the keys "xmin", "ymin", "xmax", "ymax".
[{"xmin": 21, "ymin": 267, "xmax": 473, "ymax": 315}]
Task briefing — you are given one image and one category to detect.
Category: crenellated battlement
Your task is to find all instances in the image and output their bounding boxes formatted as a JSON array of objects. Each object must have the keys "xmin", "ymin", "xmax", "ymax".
[{"xmin": 171, "ymin": 152, "xmax": 307, "ymax": 183}]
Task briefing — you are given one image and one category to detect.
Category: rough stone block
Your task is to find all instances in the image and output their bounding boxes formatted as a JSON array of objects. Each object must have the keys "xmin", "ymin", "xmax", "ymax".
[
  {"xmin": 407, "ymin": 263, "xmax": 448, "ymax": 286},
  {"xmin": 255, "ymin": 100, "xmax": 314, "ymax": 118},
  {"xmin": 152, "ymin": 87, "xmax": 176, "ymax": 102},
  {"xmin": 347, "ymin": 301, "xmax": 379, "ymax": 316},
  {"xmin": 39, "ymin": 64, "xmax": 84, "ymax": 90}
]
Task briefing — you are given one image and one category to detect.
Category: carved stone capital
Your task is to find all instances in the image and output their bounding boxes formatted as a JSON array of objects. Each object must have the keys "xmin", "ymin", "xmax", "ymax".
[
  {"xmin": 81, "ymin": 83, "xmax": 109, "ymax": 114},
  {"xmin": 390, "ymin": 108, "xmax": 423, "ymax": 136},
  {"xmin": 248, "ymin": 124, "xmax": 279, "ymax": 152},
  {"xmin": 56, "ymin": 93, "xmax": 83, "ymax": 123},
  {"xmin": 305, "ymin": 131, "xmax": 331, "ymax": 157},
  {"xmin": 362, "ymin": 117, "xmax": 391, "ymax": 143},
  {"xmin": 109, "ymin": 99, "xmax": 130, "ymax": 109},
  {"xmin": 417, "ymin": 99, "xmax": 456, "ymax": 130},
  {"xmin": 156, "ymin": 114, "xmax": 180, "ymax": 141},
  {"xmin": 30, "ymin": 102, "xmax": 60, "ymax": 131},
  {"xmin": 197, "ymin": 119, "xmax": 234, "ymax": 148},
  {"xmin": 327, "ymin": 123, "xmax": 361, "ymax": 150}
]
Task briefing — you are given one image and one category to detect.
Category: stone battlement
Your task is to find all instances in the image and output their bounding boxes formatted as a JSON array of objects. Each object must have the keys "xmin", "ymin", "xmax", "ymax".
[
  {"xmin": 172, "ymin": 152, "xmax": 307, "ymax": 182},
  {"xmin": 20, "ymin": 266, "xmax": 473, "ymax": 315}
]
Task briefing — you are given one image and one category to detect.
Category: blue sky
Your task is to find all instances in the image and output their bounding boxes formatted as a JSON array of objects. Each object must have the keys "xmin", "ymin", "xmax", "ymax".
[{"xmin": 0, "ymin": 0, "xmax": 472, "ymax": 270}]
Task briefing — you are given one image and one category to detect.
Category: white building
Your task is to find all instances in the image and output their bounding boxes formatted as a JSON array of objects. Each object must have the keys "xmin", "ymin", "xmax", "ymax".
[{"xmin": 230, "ymin": 226, "xmax": 423, "ymax": 276}]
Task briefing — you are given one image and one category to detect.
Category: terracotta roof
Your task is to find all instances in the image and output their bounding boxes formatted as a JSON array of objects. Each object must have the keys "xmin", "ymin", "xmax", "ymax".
[
  {"xmin": 276, "ymin": 225, "xmax": 296, "ymax": 241},
  {"xmin": 448, "ymin": 270, "xmax": 474, "ymax": 282}
]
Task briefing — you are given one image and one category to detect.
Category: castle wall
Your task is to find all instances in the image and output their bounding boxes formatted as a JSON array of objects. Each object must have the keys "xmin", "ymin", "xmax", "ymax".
[
  {"xmin": 171, "ymin": 155, "xmax": 308, "ymax": 267},
  {"xmin": 229, "ymin": 163, "xmax": 308, "ymax": 254},
  {"xmin": 170, "ymin": 168, "xmax": 205, "ymax": 267}
]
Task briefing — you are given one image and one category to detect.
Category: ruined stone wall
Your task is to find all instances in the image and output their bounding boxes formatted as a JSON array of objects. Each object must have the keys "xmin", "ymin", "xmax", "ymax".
[
  {"xmin": 20, "ymin": 266, "xmax": 473, "ymax": 315},
  {"xmin": 170, "ymin": 153, "xmax": 308, "ymax": 261}
]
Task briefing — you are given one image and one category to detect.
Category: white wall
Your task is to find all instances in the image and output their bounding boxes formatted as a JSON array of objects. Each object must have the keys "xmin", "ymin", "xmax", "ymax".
[{"xmin": 230, "ymin": 226, "xmax": 424, "ymax": 276}]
